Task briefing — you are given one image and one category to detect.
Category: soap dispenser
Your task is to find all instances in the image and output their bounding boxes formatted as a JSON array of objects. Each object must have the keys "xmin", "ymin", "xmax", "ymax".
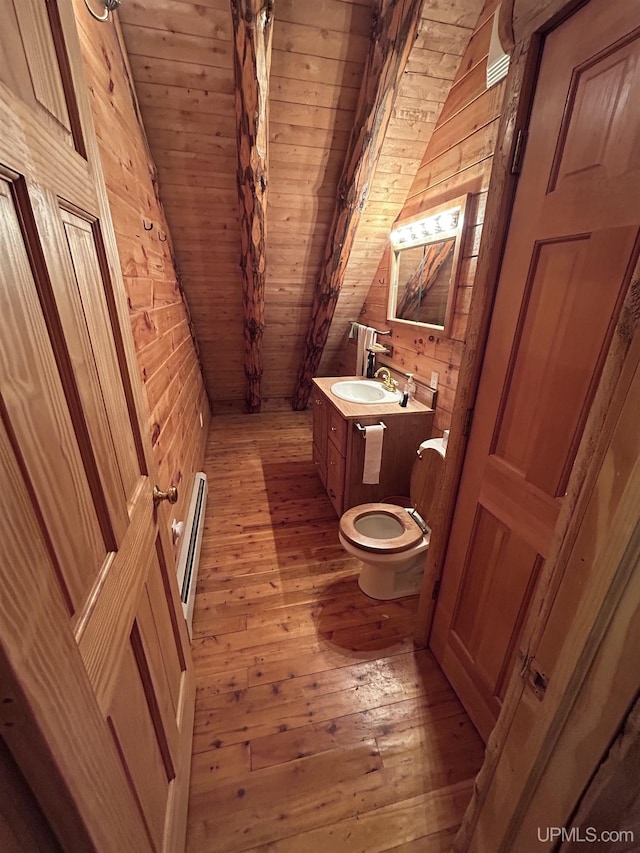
[{"xmin": 404, "ymin": 373, "xmax": 416, "ymax": 401}]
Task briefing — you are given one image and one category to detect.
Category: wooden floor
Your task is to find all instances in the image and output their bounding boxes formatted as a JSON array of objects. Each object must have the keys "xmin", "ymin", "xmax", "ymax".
[{"xmin": 185, "ymin": 412, "xmax": 484, "ymax": 852}]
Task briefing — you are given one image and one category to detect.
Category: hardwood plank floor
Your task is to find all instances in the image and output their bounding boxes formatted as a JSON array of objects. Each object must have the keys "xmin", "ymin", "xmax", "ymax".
[{"xmin": 186, "ymin": 411, "xmax": 484, "ymax": 852}]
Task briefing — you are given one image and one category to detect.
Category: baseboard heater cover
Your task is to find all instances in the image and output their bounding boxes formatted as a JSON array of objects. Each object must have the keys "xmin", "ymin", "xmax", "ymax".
[{"xmin": 176, "ymin": 471, "xmax": 208, "ymax": 640}]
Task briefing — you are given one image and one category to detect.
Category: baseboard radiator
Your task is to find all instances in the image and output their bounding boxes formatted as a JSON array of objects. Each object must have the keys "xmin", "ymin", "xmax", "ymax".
[{"xmin": 176, "ymin": 472, "xmax": 208, "ymax": 639}]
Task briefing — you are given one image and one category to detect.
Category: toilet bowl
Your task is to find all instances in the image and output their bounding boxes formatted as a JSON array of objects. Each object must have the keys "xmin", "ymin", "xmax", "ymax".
[{"xmin": 339, "ymin": 437, "xmax": 446, "ymax": 600}]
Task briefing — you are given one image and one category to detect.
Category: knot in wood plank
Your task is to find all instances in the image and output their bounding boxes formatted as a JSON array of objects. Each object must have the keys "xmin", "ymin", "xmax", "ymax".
[{"xmin": 245, "ymin": 317, "xmax": 265, "ymax": 342}]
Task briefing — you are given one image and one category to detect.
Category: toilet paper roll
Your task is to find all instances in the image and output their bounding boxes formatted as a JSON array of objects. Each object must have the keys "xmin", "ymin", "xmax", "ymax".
[{"xmin": 362, "ymin": 424, "xmax": 384, "ymax": 484}]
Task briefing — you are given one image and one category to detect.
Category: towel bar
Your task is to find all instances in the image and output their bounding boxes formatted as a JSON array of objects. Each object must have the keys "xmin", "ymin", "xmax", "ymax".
[{"xmin": 349, "ymin": 322, "xmax": 392, "ymax": 336}]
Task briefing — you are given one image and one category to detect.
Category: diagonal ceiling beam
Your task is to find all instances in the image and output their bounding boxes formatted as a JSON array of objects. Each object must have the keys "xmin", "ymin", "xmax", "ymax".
[
  {"xmin": 230, "ymin": 0, "xmax": 274, "ymax": 413},
  {"xmin": 292, "ymin": 0, "xmax": 424, "ymax": 411}
]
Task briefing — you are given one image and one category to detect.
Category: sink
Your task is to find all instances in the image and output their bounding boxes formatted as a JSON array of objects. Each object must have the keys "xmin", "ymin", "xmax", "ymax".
[{"xmin": 331, "ymin": 379, "xmax": 401, "ymax": 404}]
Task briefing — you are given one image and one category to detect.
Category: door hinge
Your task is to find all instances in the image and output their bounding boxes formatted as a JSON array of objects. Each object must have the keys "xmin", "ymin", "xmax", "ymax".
[
  {"xmin": 511, "ymin": 128, "xmax": 527, "ymax": 175},
  {"xmin": 463, "ymin": 407, "xmax": 474, "ymax": 437},
  {"xmin": 432, "ymin": 579, "xmax": 441, "ymax": 600},
  {"xmin": 519, "ymin": 651, "xmax": 548, "ymax": 700}
]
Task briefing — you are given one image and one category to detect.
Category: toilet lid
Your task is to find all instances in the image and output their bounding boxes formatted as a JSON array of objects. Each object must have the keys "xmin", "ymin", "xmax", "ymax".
[
  {"xmin": 339, "ymin": 503, "xmax": 423, "ymax": 553},
  {"xmin": 410, "ymin": 440, "xmax": 445, "ymax": 526}
]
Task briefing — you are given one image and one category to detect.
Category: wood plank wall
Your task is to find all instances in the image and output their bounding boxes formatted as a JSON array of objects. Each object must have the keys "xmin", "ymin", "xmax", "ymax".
[
  {"xmin": 73, "ymin": 3, "xmax": 211, "ymax": 553},
  {"xmin": 119, "ymin": 0, "xmax": 247, "ymax": 408},
  {"xmin": 118, "ymin": 0, "xmax": 485, "ymax": 411},
  {"xmin": 262, "ymin": 0, "xmax": 372, "ymax": 402},
  {"xmin": 118, "ymin": 0, "xmax": 371, "ymax": 410},
  {"xmin": 355, "ymin": 0, "xmax": 506, "ymax": 434},
  {"xmin": 320, "ymin": 0, "xmax": 483, "ymax": 377}
]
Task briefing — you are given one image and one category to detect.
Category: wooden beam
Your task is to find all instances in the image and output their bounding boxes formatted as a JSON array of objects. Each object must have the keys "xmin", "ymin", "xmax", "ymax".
[
  {"xmin": 291, "ymin": 0, "xmax": 425, "ymax": 411},
  {"xmin": 230, "ymin": 0, "xmax": 274, "ymax": 413}
]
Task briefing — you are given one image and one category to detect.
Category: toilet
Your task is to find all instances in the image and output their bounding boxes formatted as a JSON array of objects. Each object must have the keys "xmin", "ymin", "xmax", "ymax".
[{"xmin": 338, "ymin": 437, "xmax": 446, "ymax": 600}]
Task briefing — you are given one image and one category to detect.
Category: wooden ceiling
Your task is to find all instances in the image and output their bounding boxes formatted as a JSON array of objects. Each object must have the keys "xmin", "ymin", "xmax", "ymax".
[{"xmin": 119, "ymin": 0, "xmax": 482, "ymax": 410}]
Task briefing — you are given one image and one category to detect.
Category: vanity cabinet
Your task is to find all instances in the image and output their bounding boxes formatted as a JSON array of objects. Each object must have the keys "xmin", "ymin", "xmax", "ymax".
[{"xmin": 312, "ymin": 377, "xmax": 434, "ymax": 516}]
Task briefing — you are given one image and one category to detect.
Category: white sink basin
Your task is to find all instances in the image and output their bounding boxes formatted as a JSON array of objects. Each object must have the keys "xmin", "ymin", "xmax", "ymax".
[{"xmin": 331, "ymin": 379, "xmax": 401, "ymax": 404}]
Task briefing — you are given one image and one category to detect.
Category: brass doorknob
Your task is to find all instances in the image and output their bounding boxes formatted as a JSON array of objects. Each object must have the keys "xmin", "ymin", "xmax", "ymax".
[{"xmin": 153, "ymin": 485, "xmax": 178, "ymax": 505}]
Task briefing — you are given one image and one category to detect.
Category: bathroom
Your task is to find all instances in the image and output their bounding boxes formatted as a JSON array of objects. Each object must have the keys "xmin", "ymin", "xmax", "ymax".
[{"xmin": 1, "ymin": 0, "xmax": 639, "ymax": 851}]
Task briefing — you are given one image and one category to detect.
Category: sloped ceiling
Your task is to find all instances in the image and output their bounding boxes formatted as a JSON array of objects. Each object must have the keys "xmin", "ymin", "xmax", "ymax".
[{"xmin": 119, "ymin": 0, "xmax": 482, "ymax": 410}]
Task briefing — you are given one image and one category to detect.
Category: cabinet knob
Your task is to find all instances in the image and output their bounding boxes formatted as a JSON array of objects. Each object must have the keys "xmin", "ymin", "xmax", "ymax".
[{"xmin": 331, "ymin": 426, "xmax": 337, "ymax": 432}]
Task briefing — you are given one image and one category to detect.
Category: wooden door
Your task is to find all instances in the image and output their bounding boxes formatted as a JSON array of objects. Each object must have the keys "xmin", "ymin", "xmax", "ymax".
[
  {"xmin": 457, "ymin": 291, "xmax": 640, "ymax": 850},
  {"xmin": 430, "ymin": 0, "xmax": 640, "ymax": 742},
  {"xmin": 0, "ymin": 2, "xmax": 194, "ymax": 851}
]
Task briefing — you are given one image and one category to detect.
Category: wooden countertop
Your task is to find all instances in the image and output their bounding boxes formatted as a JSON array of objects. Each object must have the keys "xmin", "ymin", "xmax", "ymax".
[{"xmin": 312, "ymin": 376, "xmax": 433, "ymax": 419}]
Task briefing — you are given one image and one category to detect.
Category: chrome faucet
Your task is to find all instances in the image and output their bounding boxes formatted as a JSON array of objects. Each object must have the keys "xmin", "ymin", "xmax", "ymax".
[{"xmin": 374, "ymin": 366, "xmax": 398, "ymax": 392}]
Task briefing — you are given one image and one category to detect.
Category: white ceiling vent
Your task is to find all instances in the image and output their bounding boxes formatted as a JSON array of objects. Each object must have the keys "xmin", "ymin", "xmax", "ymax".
[{"xmin": 487, "ymin": 4, "xmax": 511, "ymax": 89}]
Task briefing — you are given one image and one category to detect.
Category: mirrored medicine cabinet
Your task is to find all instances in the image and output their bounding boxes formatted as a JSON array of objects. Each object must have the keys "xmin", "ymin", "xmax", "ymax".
[{"xmin": 387, "ymin": 194, "xmax": 468, "ymax": 337}]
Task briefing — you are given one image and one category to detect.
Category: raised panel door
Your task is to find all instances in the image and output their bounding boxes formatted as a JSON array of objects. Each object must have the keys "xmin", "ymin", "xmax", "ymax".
[
  {"xmin": 0, "ymin": 1, "xmax": 194, "ymax": 849},
  {"xmin": 431, "ymin": 2, "xmax": 640, "ymax": 741}
]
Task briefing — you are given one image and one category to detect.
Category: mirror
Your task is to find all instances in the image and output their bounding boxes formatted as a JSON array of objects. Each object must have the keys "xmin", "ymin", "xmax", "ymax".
[{"xmin": 388, "ymin": 194, "xmax": 468, "ymax": 336}]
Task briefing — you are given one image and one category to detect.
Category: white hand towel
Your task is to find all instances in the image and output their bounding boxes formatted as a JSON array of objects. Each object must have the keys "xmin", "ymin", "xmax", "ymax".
[
  {"xmin": 356, "ymin": 325, "xmax": 378, "ymax": 375},
  {"xmin": 362, "ymin": 424, "xmax": 384, "ymax": 484}
]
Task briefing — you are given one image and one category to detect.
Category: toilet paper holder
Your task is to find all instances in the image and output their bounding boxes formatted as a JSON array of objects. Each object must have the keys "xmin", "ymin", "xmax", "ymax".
[{"xmin": 356, "ymin": 421, "xmax": 387, "ymax": 436}]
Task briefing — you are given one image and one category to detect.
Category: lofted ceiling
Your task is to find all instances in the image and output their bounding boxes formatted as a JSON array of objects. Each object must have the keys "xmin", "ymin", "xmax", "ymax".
[{"xmin": 119, "ymin": 0, "xmax": 482, "ymax": 410}]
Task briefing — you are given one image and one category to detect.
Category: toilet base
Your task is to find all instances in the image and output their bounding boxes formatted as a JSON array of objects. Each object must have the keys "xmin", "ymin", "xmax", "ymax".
[{"xmin": 357, "ymin": 552, "xmax": 426, "ymax": 600}]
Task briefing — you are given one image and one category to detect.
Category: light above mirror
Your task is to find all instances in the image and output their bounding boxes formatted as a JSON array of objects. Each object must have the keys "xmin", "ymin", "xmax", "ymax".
[
  {"xmin": 388, "ymin": 194, "xmax": 468, "ymax": 335},
  {"xmin": 390, "ymin": 208, "xmax": 460, "ymax": 249}
]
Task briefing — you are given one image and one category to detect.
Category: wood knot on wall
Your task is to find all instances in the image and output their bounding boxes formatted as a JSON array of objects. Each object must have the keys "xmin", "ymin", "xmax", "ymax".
[{"xmin": 245, "ymin": 316, "xmax": 264, "ymax": 342}]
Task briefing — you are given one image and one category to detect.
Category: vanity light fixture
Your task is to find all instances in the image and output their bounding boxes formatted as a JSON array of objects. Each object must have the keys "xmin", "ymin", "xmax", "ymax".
[{"xmin": 390, "ymin": 207, "xmax": 461, "ymax": 249}]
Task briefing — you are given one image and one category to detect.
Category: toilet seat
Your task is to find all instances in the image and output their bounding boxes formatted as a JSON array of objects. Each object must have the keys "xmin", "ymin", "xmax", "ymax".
[
  {"xmin": 340, "ymin": 503, "xmax": 422, "ymax": 554},
  {"xmin": 339, "ymin": 440, "xmax": 445, "ymax": 555}
]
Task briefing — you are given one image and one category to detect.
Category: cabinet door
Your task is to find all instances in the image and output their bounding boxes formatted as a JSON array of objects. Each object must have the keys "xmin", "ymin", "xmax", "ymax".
[
  {"xmin": 0, "ymin": 2, "xmax": 193, "ymax": 850},
  {"xmin": 327, "ymin": 439, "xmax": 346, "ymax": 515}
]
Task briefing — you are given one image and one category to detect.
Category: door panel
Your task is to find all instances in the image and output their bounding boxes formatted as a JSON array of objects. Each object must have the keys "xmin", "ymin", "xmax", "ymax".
[
  {"xmin": 493, "ymin": 229, "xmax": 637, "ymax": 498},
  {"xmin": 61, "ymin": 208, "xmax": 140, "ymax": 498},
  {"xmin": 75, "ymin": 489, "xmax": 155, "ymax": 708},
  {"xmin": 0, "ymin": 3, "xmax": 37, "ymax": 107},
  {"xmin": 134, "ymin": 547, "xmax": 186, "ymax": 779},
  {"xmin": 431, "ymin": 2, "xmax": 640, "ymax": 742},
  {"xmin": 12, "ymin": 0, "xmax": 73, "ymax": 134},
  {"xmin": 108, "ymin": 641, "xmax": 173, "ymax": 852},
  {"xmin": 0, "ymin": 1, "xmax": 194, "ymax": 849},
  {"xmin": 144, "ymin": 548, "xmax": 185, "ymax": 715},
  {"xmin": 0, "ymin": 176, "xmax": 108, "ymax": 614},
  {"xmin": 549, "ymin": 37, "xmax": 640, "ymax": 191},
  {"xmin": 451, "ymin": 509, "xmax": 540, "ymax": 685},
  {"xmin": 47, "ymin": 201, "xmax": 130, "ymax": 540}
]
